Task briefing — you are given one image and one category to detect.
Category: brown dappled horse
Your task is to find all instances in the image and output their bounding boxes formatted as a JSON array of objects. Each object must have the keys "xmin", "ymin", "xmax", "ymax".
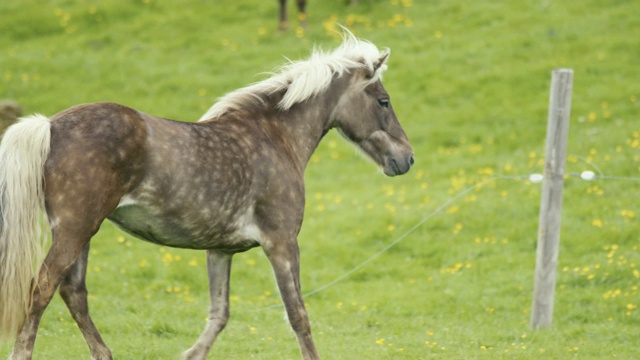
[{"xmin": 0, "ymin": 33, "xmax": 413, "ymax": 359}]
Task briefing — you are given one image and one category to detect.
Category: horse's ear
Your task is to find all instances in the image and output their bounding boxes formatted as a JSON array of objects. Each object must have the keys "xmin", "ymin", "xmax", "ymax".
[{"xmin": 373, "ymin": 50, "xmax": 390, "ymax": 72}]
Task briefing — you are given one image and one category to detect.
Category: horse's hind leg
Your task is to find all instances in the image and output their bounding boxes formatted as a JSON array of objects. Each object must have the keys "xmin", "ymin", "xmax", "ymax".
[
  {"xmin": 183, "ymin": 250, "xmax": 232, "ymax": 360},
  {"xmin": 59, "ymin": 243, "xmax": 112, "ymax": 359},
  {"xmin": 11, "ymin": 226, "xmax": 98, "ymax": 360}
]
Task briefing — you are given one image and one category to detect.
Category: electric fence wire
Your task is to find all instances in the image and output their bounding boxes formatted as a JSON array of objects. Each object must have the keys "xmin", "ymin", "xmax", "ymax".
[{"xmin": 258, "ymin": 156, "xmax": 640, "ymax": 309}]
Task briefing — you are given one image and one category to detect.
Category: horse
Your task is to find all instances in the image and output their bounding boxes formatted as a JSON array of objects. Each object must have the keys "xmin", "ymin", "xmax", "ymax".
[
  {"xmin": 277, "ymin": 0, "xmax": 359, "ymax": 30},
  {"xmin": 278, "ymin": 0, "xmax": 307, "ymax": 30},
  {"xmin": 0, "ymin": 32, "xmax": 414, "ymax": 360}
]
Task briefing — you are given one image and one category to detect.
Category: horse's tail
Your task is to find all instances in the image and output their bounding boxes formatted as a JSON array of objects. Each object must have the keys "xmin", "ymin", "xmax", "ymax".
[{"xmin": 0, "ymin": 114, "xmax": 51, "ymax": 341}]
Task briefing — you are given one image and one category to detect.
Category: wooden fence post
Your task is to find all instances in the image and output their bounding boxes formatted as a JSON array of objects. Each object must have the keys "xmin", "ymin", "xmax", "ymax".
[{"xmin": 530, "ymin": 68, "xmax": 573, "ymax": 329}]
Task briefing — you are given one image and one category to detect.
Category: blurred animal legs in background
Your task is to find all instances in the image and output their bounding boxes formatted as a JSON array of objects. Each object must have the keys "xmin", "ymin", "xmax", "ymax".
[
  {"xmin": 278, "ymin": 0, "xmax": 307, "ymax": 30},
  {"xmin": 0, "ymin": 100, "xmax": 23, "ymax": 134}
]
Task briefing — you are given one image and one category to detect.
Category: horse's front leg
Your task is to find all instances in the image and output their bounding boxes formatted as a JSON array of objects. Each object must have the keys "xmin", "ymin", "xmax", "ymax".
[
  {"xmin": 183, "ymin": 250, "xmax": 233, "ymax": 360},
  {"xmin": 265, "ymin": 239, "xmax": 320, "ymax": 360}
]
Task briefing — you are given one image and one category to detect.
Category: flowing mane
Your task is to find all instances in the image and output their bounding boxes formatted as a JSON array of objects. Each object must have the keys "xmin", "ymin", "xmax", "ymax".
[{"xmin": 198, "ymin": 33, "xmax": 389, "ymax": 122}]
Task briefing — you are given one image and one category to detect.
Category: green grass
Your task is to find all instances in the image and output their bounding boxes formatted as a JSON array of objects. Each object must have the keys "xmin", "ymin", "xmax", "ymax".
[{"xmin": 2, "ymin": 0, "xmax": 640, "ymax": 359}]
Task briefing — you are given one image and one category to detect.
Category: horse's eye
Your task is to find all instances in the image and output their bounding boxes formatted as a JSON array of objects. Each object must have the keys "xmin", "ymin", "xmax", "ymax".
[{"xmin": 378, "ymin": 98, "xmax": 390, "ymax": 108}]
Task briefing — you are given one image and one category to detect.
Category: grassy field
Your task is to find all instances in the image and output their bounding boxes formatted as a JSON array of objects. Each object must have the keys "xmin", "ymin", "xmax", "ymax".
[{"xmin": 1, "ymin": 0, "xmax": 639, "ymax": 359}]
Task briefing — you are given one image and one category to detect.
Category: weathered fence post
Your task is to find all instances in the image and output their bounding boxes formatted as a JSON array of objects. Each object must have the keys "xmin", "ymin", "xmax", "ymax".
[{"xmin": 530, "ymin": 68, "xmax": 573, "ymax": 329}]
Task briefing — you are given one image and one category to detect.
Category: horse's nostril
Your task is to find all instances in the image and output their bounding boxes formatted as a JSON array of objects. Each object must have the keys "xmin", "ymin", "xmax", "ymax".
[{"xmin": 409, "ymin": 154, "xmax": 415, "ymax": 166}]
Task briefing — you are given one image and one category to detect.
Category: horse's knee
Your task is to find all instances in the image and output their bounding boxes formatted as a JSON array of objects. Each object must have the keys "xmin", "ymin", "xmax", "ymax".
[
  {"xmin": 209, "ymin": 308, "xmax": 230, "ymax": 330},
  {"xmin": 285, "ymin": 308, "xmax": 311, "ymax": 335}
]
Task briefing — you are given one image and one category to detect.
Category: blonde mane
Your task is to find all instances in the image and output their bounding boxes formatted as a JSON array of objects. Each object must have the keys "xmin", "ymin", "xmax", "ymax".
[{"xmin": 198, "ymin": 32, "xmax": 389, "ymax": 122}]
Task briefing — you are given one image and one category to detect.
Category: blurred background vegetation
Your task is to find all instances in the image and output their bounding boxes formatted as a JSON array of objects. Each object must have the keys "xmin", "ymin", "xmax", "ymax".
[{"xmin": 1, "ymin": 0, "xmax": 639, "ymax": 358}]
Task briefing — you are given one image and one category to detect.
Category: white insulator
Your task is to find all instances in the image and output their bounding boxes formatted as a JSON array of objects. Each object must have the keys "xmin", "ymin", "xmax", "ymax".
[
  {"xmin": 529, "ymin": 173, "xmax": 544, "ymax": 183},
  {"xmin": 580, "ymin": 170, "xmax": 596, "ymax": 181}
]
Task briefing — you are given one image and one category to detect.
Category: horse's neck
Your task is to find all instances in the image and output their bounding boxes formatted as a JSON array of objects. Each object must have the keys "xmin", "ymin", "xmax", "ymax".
[{"xmin": 269, "ymin": 79, "xmax": 348, "ymax": 172}]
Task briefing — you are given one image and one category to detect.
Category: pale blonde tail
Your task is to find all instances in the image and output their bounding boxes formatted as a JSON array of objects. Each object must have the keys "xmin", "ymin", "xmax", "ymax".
[{"xmin": 0, "ymin": 114, "xmax": 51, "ymax": 341}]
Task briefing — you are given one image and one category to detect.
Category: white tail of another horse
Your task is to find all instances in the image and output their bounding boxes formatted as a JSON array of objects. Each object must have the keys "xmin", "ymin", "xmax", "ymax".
[{"xmin": 0, "ymin": 114, "xmax": 51, "ymax": 341}]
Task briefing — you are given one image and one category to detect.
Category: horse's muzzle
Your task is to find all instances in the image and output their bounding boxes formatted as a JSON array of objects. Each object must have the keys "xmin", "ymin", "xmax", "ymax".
[{"xmin": 384, "ymin": 153, "xmax": 414, "ymax": 177}]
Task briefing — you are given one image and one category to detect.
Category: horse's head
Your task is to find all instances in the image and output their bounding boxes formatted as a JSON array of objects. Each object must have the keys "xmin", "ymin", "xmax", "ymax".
[{"xmin": 331, "ymin": 52, "xmax": 414, "ymax": 177}]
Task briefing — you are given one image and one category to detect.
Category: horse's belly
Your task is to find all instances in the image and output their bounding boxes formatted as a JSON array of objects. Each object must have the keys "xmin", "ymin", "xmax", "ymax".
[{"xmin": 107, "ymin": 205, "xmax": 260, "ymax": 251}]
